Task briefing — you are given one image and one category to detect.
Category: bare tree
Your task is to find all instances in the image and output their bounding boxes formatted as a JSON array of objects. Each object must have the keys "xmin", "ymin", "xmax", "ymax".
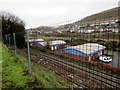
[{"xmin": 1, "ymin": 11, "xmax": 26, "ymax": 48}]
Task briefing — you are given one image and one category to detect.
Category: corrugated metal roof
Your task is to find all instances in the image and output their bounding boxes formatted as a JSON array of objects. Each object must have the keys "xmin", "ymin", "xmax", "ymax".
[
  {"xmin": 28, "ymin": 39, "xmax": 34, "ymax": 42},
  {"xmin": 38, "ymin": 42, "xmax": 47, "ymax": 46},
  {"xmin": 28, "ymin": 39, "xmax": 44, "ymax": 42},
  {"xmin": 35, "ymin": 39, "xmax": 44, "ymax": 42},
  {"xmin": 49, "ymin": 40, "xmax": 66, "ymax": 46},
  {"xmin": 62, "ymin": 43, "xmax": 106, "ymax": 57}
]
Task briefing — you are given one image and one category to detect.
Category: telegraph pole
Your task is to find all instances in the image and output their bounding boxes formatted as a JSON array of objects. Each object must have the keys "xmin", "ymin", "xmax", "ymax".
[{"xmin": 26, "ymin": 30, "xmax": 32, "ymax": 74}]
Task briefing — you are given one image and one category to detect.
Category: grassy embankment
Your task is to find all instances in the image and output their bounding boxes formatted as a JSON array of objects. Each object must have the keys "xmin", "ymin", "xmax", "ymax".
[{"xmin": 1, "ymin": 43, "xmax": 74, "ymax": 88}]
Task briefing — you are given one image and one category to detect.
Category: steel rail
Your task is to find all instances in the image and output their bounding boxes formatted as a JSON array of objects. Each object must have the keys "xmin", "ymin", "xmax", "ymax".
[
  {"xmin": 18, "ymin": 48, "xmax": 120, "ymax": 89},
  {"xmin": 29, "ymin": 48, "xmax": 120, "ymax": 89}
]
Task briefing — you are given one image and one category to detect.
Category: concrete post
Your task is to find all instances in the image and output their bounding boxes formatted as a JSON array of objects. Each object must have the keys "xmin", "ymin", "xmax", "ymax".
[
  {"xmin": 13, "ymin": 33, "xmax": 17, "ymax": 56},
  {"xmin": 26, "ymin": 30, "xmax": 32, "ymax": 74}
]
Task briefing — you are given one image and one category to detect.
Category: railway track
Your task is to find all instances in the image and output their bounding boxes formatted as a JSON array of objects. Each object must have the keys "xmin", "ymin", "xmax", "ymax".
[
  {"xmin": 17, "ymin": 48, "xmax": 120, "ymax": 89},
  {"xmin": 17, "ymin": 48, "xmax": 88, "ymax": 88}
]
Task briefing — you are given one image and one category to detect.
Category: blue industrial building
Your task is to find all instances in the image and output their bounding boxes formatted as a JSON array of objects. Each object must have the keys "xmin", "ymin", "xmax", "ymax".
[{"xmin": 62, "ymin": 43, "xmax": 106, "ymax": 60}]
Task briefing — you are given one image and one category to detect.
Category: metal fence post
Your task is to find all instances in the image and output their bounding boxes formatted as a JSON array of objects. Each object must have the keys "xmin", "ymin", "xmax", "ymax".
[
  {"xmin": 13, "ymin": 33, "xmax": 17, "ymax": 56},
  {"xmin": 26, "ymin": 30, "xmax": 32, "ymax": 74},
  {"xmin": 5, "ymin": 34, "xmax": 7, "ymax": 46},
  {"xmin": 8, "ymin": 34, "xmax": 10, "ymax": 49}
]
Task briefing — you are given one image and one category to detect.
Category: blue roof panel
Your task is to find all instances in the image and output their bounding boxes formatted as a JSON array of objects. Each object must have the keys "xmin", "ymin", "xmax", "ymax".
[
  {"xmin": 62, "ymin": 49, "xmax": 87, "ymax": 57},
  {"xmin": 62, "ymin": 48, "xmax": 105, "ymax": 57}
]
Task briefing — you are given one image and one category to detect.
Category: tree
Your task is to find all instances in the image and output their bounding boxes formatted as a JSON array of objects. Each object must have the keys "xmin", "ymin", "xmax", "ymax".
[{"xmin": 1, "ymin": 11, "xmax": 26, "ymax": 48}]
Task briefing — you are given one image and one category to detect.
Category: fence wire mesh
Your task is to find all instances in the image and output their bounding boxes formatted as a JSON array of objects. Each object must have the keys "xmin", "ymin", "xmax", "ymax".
[
  {"xmin": 24, "ymin": 15, "xmax": 120, "ymax": 88},
  {"xmin": 0, "ymin": 13, "xmax": 2, "ymax": 89},
  {"xmin": 2, "ymin": 6, "xmax": 120, "ymax": 89}
]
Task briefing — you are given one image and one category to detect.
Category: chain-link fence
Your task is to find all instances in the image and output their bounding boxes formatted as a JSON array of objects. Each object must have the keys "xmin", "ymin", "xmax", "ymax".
[
  {"xmin": 24, "ymin": 16, "xmax": 120, "ymax": 88},
  {"xmin": 2, "ymin": 7, "xmax": 120, "ymax": 89},
  {"xmin": 0, "ymin": 13, "xmax": 2, "ymax": 89}
]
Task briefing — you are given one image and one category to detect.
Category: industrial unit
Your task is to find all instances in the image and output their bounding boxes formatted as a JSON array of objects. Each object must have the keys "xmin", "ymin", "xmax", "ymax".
[
  {"xmin": 33, "ymin": 39, "xmax": 47, "ymax": 47},
  {"xmin": 62, "ymin": 43, "xmax": 106, "ymax": 61},
  {"xmin": 49, "ymin": 40, "xmax": 66, "ymax": 50}
]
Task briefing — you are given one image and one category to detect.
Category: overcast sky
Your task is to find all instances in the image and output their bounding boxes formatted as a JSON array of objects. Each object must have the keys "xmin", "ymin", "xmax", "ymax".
[{"xmin": 1, "ymin": 0, "xmax": 119, "ymax": 29}]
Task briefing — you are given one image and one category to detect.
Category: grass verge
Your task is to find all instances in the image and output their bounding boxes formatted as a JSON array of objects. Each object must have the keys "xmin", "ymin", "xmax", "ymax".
[{"xmin": 2, "ymin": 44, "xmax": 74, "ymax": 88}]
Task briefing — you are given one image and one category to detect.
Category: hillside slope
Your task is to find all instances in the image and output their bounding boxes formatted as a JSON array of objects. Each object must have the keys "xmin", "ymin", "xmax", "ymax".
[
  {"xmin": 75, "ymin": 7, "xmax": 119, "ymax": 24},
  {"xmin": 29, "ymin": 7, "xmax": 119, "ymax": 32}
]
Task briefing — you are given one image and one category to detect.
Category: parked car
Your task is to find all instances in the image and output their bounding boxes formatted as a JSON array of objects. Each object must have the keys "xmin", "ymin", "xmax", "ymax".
[{"xmin": 99, "ymin": 56, "xmax": 112, "ymax": 62}]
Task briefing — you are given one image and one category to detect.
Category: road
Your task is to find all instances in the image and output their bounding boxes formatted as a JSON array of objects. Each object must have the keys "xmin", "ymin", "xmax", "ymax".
[{"xmin": 108, "ymin": 52, "xmax": 120, "ymax": 68}]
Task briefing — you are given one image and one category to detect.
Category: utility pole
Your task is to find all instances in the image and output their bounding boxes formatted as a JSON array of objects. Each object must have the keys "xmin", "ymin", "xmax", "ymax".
[
  {"xmin": 13, "ymin": 33, "xmax": 17, "ymax": 56},
  {"xmin": 26, "ymin": 30, "xmax": 32, "ymax": 74}
]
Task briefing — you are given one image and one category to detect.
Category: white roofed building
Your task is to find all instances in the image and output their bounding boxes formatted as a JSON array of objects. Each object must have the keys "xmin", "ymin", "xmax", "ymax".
[
  {"xmin": 33, "ymin": 39, "xmax": 47, "ymax": 47},
  {"xmin": 62, "ymin": 43, "xmax": 106, "ymax": 61},
  {"xmin": 49, "ymin": 40, "xmax": 66, "ymax": 50}
]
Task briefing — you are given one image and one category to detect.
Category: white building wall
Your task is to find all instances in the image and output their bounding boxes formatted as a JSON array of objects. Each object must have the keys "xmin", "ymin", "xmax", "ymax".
[
  {"xmin": 54, "ymin": 46, "xmax": 57, "ymax": 50},
  {"xmin": 51, "ymin": 46, "xmax": 54, "ymax": 50}
]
